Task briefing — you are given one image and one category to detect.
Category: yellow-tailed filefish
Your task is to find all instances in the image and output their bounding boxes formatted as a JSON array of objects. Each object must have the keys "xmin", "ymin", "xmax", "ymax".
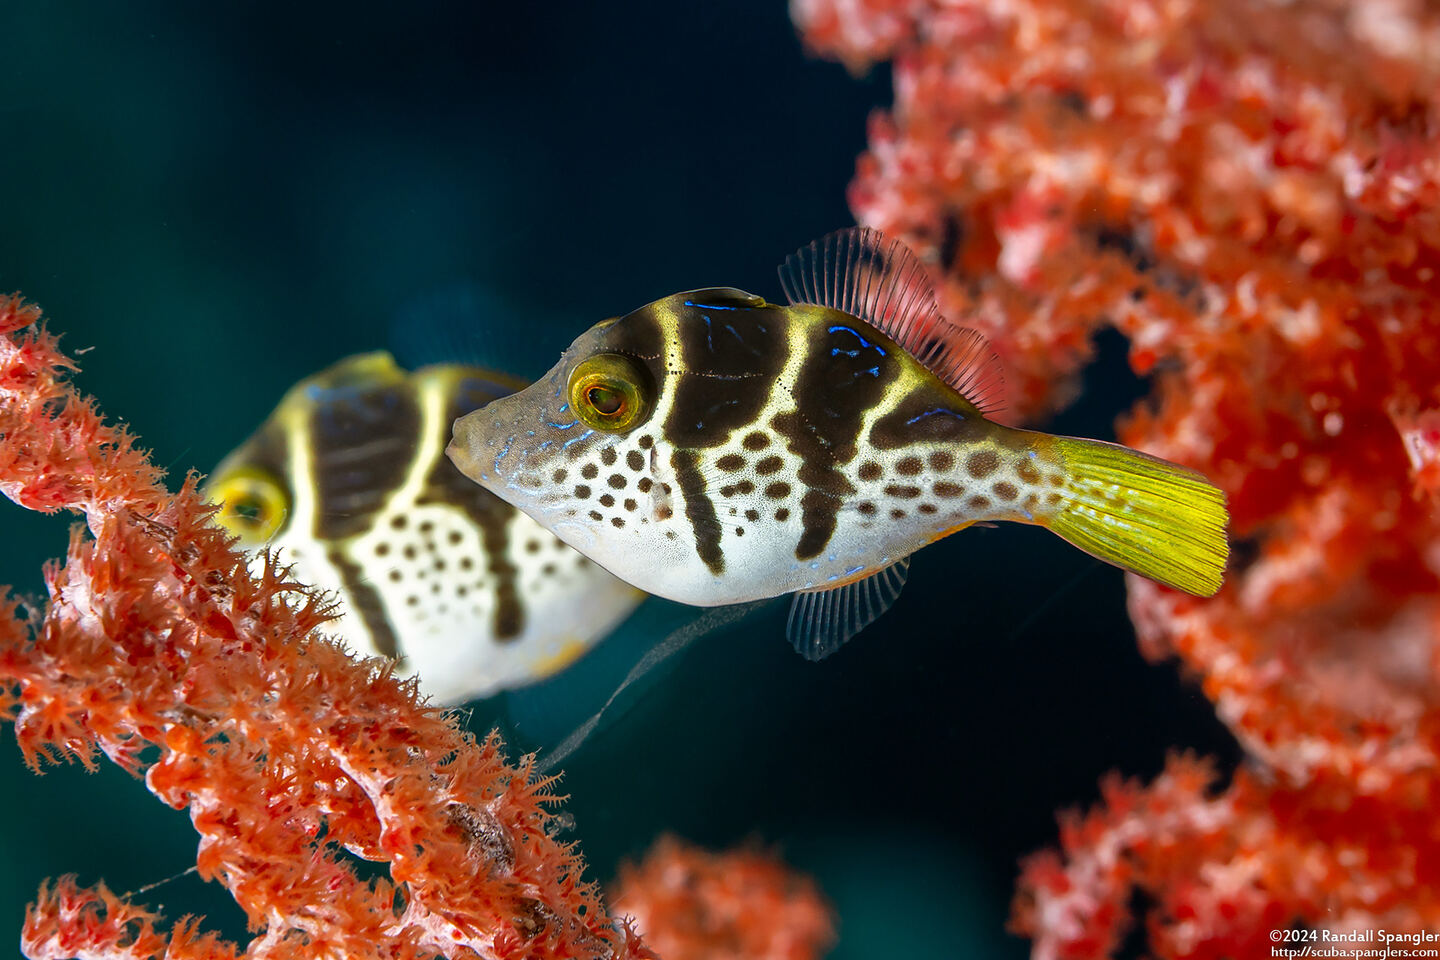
[
  {"xmin": 205, "ymin": 352, "xmax": 644, "ymax": 702},
  {"xmin": 446, "ymin": 228, "xmax": 1229, "ymax": 660}
]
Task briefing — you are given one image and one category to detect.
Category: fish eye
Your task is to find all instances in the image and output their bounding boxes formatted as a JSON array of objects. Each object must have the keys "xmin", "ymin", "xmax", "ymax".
[
  {"xmin": 207, "ymin": 467, "xmax": 289, "ymax": 547},
  {"xmin": 586, "ymin": 384, "xmax": 625, "ymax": 416},
  {"xmin": 568, "ymin": 354, "xmax": 652, "ymax": 433}
]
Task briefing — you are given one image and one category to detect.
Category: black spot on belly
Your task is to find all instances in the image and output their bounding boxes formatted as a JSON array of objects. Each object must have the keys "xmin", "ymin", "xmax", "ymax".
[
  {"xmin": 857, "ymin": 462, "xmax": 882, "ymax": 482},
  {"xmin": 581, "ymin": 463, "xmax": 599, "ymax": 480},
  {"xmin": 756, "ymin": 456, "xmax": 784, "ymax": 475},
  {"xmin": 896, "ymin": 457, "xmax": 923, "ymax": 476},
  {"xmin": 742, "ymin": 431, "xmax": 770, "ymax": 450},
  {"xmin": 993, "ymin": 481, "xmax": 1018, "ymax": 501},
  {"xmin": 930, "ymin": 451, "xmax": 955, "ymax": 472},
  {"xmin": 966, "ymin": 451, "xmax": 1000, "ymax": 478},
  {"xmin": 564, "ymin": 438, "xmax": 597, "ymax": 461},
  {"xmin": 1016, "ymin": 458, "xmax": 1041, "ymax": 484},
  {"xmin": 627, "ymin": 450, "xmax": 645, "ymax": 471},
  {"xmin": 608, "ymin": 474, "xmax": 627, "ymax": 489},
  {"xmin": 716, "ymin": 454, "xmax": 746, "ymax": 472}
]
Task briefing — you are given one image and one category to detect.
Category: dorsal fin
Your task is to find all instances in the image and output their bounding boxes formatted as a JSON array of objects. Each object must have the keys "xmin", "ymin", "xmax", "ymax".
[{"xmin": 778, "ymin": 227, "xmax": 1004, "ymax": 414}]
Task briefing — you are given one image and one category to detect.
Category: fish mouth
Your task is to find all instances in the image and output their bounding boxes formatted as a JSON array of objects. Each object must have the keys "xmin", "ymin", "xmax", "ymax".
[
  {"xmin": 447, "ymin": 410, "xmax": 506, "ymax": 491},
  {"xmin": 448, "ymin": 397, "xmax": 559, "ymax": 510},
  {"xmin": 445, "ymin": 433, "xmax": 491, "ymax": 486}
]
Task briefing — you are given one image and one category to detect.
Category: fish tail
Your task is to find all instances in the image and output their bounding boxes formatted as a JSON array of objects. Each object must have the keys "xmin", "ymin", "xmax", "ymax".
[{"xmin": 1040, "ymin": 437, "xmax": 1229, "ymax": 597}]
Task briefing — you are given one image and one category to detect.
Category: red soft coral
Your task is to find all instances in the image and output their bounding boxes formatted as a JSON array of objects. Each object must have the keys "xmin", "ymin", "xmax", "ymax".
[
  {"xmin": 793, "ymin": 0, "xmax": 1440, "ymax": 954},
  {"xmin": 610, "ymin": 836, "xmax": 834, "ymax": 960},
  {"xmin": 0, "ymin": 293, "xmax": 655, "ymax": 959}
]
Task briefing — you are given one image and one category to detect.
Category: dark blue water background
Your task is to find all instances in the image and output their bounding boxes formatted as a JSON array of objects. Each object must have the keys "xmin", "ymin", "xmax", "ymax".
[{"xmin": 0, "ymin": 4, "xmax": 1238, "ymax": 957}]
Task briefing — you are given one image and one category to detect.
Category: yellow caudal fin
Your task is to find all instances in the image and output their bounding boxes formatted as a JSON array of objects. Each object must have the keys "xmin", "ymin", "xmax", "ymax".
[{"xmin": 1043, "ymin": 437, "xmax": 1229, "ymax": 596}]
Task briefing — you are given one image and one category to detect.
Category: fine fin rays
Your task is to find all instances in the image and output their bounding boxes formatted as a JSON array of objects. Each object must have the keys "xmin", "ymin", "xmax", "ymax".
[
  {"xmin": 778, "ymin": 227, "xmax": 1005, "ymax": 414},
  {"xmin": 786, "ymin": 557, "xmax": 911, "ymax": 661}
]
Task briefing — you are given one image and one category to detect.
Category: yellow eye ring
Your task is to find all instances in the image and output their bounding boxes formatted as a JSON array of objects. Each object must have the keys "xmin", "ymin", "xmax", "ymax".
[
  {"xmin": 206, "ymin": 466, "xmax": 289, "ymax": 547},
  {"xmin": 568, "ymin": 354, "xmax": 652, "ymax": 433}
]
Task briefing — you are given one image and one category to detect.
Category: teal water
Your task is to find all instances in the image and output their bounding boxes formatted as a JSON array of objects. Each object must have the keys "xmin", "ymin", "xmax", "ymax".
[{"xmin": 0, "ymin": 4, "xmax": 1238, "ymax": 957}]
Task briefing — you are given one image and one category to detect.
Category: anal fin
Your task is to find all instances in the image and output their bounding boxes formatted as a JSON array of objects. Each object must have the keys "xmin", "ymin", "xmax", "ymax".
[{"xmin": 786, "ymin": 558, "xmax": 911, "ymax": 661}]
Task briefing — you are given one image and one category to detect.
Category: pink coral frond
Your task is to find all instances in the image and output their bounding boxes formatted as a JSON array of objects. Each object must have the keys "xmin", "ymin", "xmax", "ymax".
[
  {"xmin": 0, "ymin": 302, "xmax": 654, "ymax": 957},
  {"xmin": 795, "ymin": 0, "xmax": 1440, "ymax": 953},
  {"xmin": 611, "ymin": 835, "xmax": 835, "ymax": 960}
]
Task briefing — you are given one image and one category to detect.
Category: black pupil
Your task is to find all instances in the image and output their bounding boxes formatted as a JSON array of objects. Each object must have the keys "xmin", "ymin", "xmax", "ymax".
[
  {"xmin": 588, "ymin": 384, "xmax": 625, "ymax": 416},
  {"xmin": 233, "ymin": 496, "xmax": 265, "ymax": 525}
]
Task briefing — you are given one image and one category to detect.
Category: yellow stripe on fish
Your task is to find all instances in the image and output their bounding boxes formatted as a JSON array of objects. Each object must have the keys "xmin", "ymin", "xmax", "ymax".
[
  {"xmin": 204, "ymin": 352, "xmax": 643, "ymax": 703},
  {"xmin": 447, "ymin": 228, "xmax": 1229, "ymax": 659}
]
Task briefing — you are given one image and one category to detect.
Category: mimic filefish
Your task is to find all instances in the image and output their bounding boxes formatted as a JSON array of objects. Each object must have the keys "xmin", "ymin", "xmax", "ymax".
[
  {"xmin": 205, "ymin": 352, "xmax": 644, "ymax": 702},
  {"xmin": 447, "ymin": 228, "xmax": 1229, "ymax": 660}
]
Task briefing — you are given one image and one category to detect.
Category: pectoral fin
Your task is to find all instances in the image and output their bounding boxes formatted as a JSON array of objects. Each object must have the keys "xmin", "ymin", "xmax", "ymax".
[{"xmin": 786, "ymin": 558, "xmax": 911, "ymax": 661}]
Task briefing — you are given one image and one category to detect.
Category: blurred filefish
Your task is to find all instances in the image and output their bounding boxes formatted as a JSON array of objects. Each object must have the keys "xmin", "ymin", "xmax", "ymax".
[
  {"xmin": 447, "ymin": 228, "xmax": 1229, "ymax": 660},
  {"xmin": 205, "ymin": 352, "xmax": 643, "ymax": 703}
]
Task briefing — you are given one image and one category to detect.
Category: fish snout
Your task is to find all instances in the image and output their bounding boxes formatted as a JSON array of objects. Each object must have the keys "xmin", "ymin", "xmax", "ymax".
[
  {"xmin": 447, "ymin": 410, "xmax": 502, "ymax": 486},
  {"xmin": 444, "ymin": 436, "xmax": 481, "ymax": 481},
  {"xmin": 449, "ymin": 399, "xmax": 559, "ymax": 506}
]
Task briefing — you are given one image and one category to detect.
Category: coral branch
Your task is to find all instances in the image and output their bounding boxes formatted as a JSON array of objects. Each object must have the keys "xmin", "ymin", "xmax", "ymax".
[
  {"xmin": 793, "ymin": 0, "xmax": 1440, "ymax": 954},
  {"xmin": 610, "ymin": 837, "xmax": 835, "ymax": 960},
  {"xmin": 0, "ymin": 291, "xmax": 652, "ymax": 959}
]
